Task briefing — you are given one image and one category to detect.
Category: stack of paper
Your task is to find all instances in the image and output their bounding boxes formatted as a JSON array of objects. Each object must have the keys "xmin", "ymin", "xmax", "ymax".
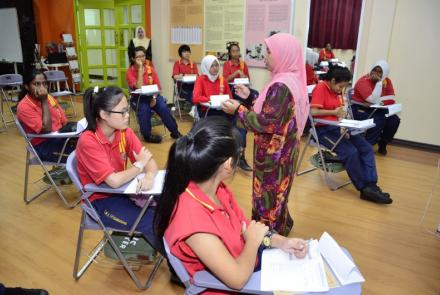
[
  {"xmin": 210, "ymin": 95, "xmax": 229, "ymax": 108},
  {"xmin": 261, "ymin": 240, "xmax": 329, "ymax": 292},
  {"xmin": 182, "ymin": 75, "xmax": 197, "ymax": 83},
  {"xmin": 339, "ymin": 119, "xmax": 375, "ymax": 129},
  {"xmin": 123, "ymin": 170, "xmax": 166, "ymax": 195},
  {"xmin": 319, "ymin": 232, "xmax": 365, "ymax": 285},
  {"xmin": 233, "ymin": 78, "xmax": 250, "ymax": 85}
]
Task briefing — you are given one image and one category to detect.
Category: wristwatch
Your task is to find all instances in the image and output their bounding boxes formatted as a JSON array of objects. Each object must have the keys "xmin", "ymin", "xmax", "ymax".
[
  {"xmin": 133, "ymin": 161, "xmax": 144, "ymax": 172},
  {"xmin": 262, "ymin": 230, "xmax": 276, "ymax": 249}
]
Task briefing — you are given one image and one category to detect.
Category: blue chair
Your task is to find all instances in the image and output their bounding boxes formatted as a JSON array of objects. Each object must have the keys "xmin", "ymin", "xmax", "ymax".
[
  {"xmin": 66, "ymin": 151, "xmax": 164, "ymax": 290},
  {"xmin": 0, "ymin": 73, "xmax": 22, "ymax": 130},
  {"xmin": 45, "ymin": 70, "xmax": 77, "ymax": 117}
]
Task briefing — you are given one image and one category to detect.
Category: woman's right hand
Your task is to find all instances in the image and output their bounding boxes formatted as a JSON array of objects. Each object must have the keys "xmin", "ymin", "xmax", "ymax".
[
  {"xmin": 35, "ymin": 85, "xmax": 48, "ymax": 101},
  {"xmin": 133, "ymin": 147, "xmax": 152, "ymax": 167},
  {"xmin": 242, "ymin": 220, "xmax": 269, "ymax": 245},
  {"xmin": 234, "ymin": 84, "xmax": 250, "ymax": 99},
  {"xmin": 334, "ymin": 106, "xmax": 346, "ymax": 118}
]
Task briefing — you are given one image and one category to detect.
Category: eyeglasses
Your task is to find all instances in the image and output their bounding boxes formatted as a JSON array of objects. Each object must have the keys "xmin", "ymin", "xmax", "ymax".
[
  {"xmin": 31, "ymin": 81, "xmax": 48, "ymax": 87},
  {"xmin": 107, "ymin": 106, "xmax": 130, "ymax": 116}
]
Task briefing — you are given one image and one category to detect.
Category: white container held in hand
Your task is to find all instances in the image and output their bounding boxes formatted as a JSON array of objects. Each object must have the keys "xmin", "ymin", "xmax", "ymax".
[{"xmin": 210, "ymin": 95, "xmax": 229, "ymax": 109}]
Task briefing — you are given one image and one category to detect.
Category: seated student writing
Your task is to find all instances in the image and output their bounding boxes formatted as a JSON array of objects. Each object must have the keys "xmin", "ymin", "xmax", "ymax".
[
  {"xmin": 310, "ymin": 66, "xmax": 392, "ymax": 204},
  {"xmin": 75, "ymin": 86, "xmax": 161, "ymax": 251},
  {"xmin": 126, "ymin": 46, "xmax": 181, "ymax": 143},
  {"xmin": 155, "ymin": 117, "xmax": 308, "ymax": 293},
  {"xmin": 318, "ymin": 43, "xmax": 336, "ymax": 63},
  {"xmin": 172, "ymin": 44, "xmax": 199, "ymax": 104},
  {"xmin": 17, "ymin": 68, "xmax": 75, "ymax": 162},
  {"xmin": 352, "ymin": 60, "xmax": 400, "ymax": 155},
  {"xmin": 193, "ymin": 55, "xmax": 251, "ymax": 171}
]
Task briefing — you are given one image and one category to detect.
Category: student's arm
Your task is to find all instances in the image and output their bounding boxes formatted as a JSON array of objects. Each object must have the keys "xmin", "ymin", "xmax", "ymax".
[
  {"xmin": 192, "ymin": 77, "xmax": 210, "ymax": 104},
  {"xmin": 224, "ymin": 62, "xmax": 236, "ymax": 82},
  {"xmin": 172, "ymin": 62, "xmax": 182, "ymax": 80},
  {"xmin": 310, "ymin": 85, "xmax": 345, "ymax": 117},
  {"xmin": 135, "ymin": 63, "xmax": 145, "ymax": 89},
  {"xmin": 310, "ymin": 107, "xmax": 344, "ymax": 117},
  {"xmin": 186, "ymin": 220, "xmax": 268, "ymax": 290},
  {"xmin": 36, "ymin": 86, "xmax": 52, "ymax": 133}
]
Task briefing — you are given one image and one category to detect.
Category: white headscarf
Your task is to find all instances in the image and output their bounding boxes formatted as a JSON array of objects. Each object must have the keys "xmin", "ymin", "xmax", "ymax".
[
  {"xmin": 367, "ymin": 60, "xmax": 391, "ymax": 104},
  {"xmin": 201, "ymin": 55, "xmax": 220, "ymax": 82},
  {"xmin": 133, "ymin": 26, "xmax": 150, "ymax": 49}
]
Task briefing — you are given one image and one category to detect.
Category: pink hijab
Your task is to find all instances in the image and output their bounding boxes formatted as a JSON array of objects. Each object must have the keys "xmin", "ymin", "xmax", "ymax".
[{"xmin": 253, "ymin": 33, "xmax": 309, "ymax": 137}]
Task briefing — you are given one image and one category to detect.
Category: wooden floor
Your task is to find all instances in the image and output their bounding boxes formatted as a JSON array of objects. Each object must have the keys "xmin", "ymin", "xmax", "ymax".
[{"xmin": 0, "ymin": 101, "xmax": 439, "ymax": 295}]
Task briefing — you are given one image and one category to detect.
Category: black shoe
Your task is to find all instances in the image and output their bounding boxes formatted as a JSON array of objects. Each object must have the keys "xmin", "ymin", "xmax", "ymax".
[
  {"xmin": 378, "ymin": 140, "xmax": 388, "ymax": 155},
  {"xmin": 171, "ymin": 131, "xmax": 182, "ymax": 139},
  {"xmin": 360, "ymin": 185, "xmax": 393, "ymax": 204},
  {"xmin": 145, "ymin": 134, "xmax": 162, "ymax": 143},
  {"xmin": 369, "ymin": 183, "xmax": 390, "ymax": 198},
  {"xmin": 4, "ymin": 287, "xmax": 49, "ymax": 295},
  {"xmin": 238, "ymin": 155, "xmax": 252, "ymax": 172}
]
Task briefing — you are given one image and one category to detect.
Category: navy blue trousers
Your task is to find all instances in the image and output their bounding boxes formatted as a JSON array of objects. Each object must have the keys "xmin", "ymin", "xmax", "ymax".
[
  {"xmin": 34, "ymin": 138, "xmax": 76, "ymax": 163},
  {"xmin": 131, "ymin": 94, "xmax": 178, "ymax": 140},
  {"xmin": 316, "ymin": 125, "xmax": 378, "ymax": 190},
  {"xmin": 351, "ymin": 104, "xmax": 400, "ymax": 145},
  {"xmin": 92, "ymin": 194, "xmax": 163, "ymax": 255}
]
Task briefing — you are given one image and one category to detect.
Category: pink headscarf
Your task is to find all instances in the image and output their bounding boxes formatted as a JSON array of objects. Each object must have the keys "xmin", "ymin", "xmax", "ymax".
[{"xmin": 253, "ymin": 33, "xmax": 309, "ymax": 138}]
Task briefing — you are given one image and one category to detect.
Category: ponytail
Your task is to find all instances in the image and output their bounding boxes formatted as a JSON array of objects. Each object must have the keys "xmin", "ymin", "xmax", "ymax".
[
  {"xmin": 83, "ymin": 86, "xmax": 125, "ymax": 131},
  {"xmin": 154, "ymin": 117, "xmax": 241, "ymax": 238}
]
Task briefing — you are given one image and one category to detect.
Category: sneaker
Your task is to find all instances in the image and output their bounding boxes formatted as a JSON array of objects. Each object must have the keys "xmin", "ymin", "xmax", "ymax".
[
  {"xmin": 238, "ymin": 155, "xmax": 252, "ymax": 172},
  {"xmin": 360, "ymin": 185, "xmax": 393, "ymax": 204},
  {"xmin": 171, "ymin": 131, "xmax": 182, "ymax": 139},
  {"xmin": 145, "ymin": 134, "xmax": 162, "ymax": 143}
]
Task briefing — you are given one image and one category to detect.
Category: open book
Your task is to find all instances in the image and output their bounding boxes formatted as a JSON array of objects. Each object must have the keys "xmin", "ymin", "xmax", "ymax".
[{"xmin": 123, "ymin": 170, "xmax": 166, "ymax": 195}]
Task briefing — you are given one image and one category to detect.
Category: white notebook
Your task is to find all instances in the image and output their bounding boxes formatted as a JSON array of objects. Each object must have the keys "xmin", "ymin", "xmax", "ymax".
[
  {"xmin": 210, "ymin": 95, "xmax": 229, "ymax": 108},
  {"xmin": 123, "ymin": 170, "xmax": 166, "ymax": 195}
]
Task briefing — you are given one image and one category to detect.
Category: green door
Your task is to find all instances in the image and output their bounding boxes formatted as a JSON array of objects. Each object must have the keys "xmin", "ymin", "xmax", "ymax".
[{"xmin": 75, "ymin": 0, "xmax": 145, "ymax": 92}]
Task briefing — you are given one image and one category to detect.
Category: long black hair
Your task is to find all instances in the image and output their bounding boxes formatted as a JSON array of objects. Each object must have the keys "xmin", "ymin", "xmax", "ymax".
[
  {"xmin": 18, "ymin": 68, "xmax": 46, "ymax": 101},
  {"xmin": 83, "ymin": 86, "xmax": 125, "ymax": 131},
  {"xmin": 324, "ymin": 65, "xmax": 352, "ymax": 83},
  {"xmin": 155, "ymin": 117, "xmax": 241, "ymax": 238}
]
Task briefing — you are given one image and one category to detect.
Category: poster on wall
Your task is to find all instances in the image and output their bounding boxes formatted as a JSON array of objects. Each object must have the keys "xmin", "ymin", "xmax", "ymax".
[
  {"xmin": 170, "ymin": 0, "xmax": 204, "ymax": 62},
  {"xmin": 204, "ymin": 0, "xmax": 244, "ymax": 61},
  {"xmin": 244, "ymin": 0, "xmax": 294, "ymax": 67}
]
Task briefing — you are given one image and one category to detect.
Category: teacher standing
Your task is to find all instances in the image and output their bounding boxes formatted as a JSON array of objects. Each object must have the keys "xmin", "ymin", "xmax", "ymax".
[{"xmin": 222, "ymin": 33, "xmax": 309, "ymax": 236}]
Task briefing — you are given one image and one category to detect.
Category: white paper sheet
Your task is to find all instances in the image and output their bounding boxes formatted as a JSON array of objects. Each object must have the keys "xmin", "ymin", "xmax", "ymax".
[
  {"xmin": 123, "ymin": 170, "xmax": 166, "ymax": 195},
  {"xmin": 318, "ymin": 232, "xmax": 365, "ymax": 286},
  {"xmin": 131, "ymin": 85, "xmax": 160, "ymax": 95},
  {"xmin": 210, "ymin": 95, "xmax": 229, "ymax": 108},
  {"xmin": 261, "ymin": 239, "xmax": 329, "ymax": 292},
  {"xmin": 182, "ymin": 75, "xmax": 197, "ymax": 83},
  {"xmin": 339, "ymin": 119, "xmax": 375, "ymax": 129},
  {"xmin": 233, "ymin": 78, "xmax": 250, "ymax": 85}
]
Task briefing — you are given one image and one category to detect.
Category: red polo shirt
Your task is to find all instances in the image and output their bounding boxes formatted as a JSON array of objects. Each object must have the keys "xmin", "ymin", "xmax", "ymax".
[
  {"xmin": 172, "ymin": 59, "xmax": 199, "ymax": 76},
  {"xmin": 311, "ymin": 81, "xmax": 343, "ymax": 122},
  {"xmin": 222, "ymin": 60, "xmax": 250, "ymax": 82},
  {"xmin": 192, "ymin": 75, "xmax": 232, "ymax": 104},
  {"xmin": 352, "ymin": 74, "xmax": 395, "ymax": 103},
  {"xmin": 126, "ymin": 64, "xmax": 161, "ymax": 90},
  {"xmin": 17, "ymin": 94, "xmax": 67, "ymax": 146},
  {"xmin": 165, "ymin": 181, "xmax": 252, "ymax": 292},
  {"xmin": 318, "ymin": 49, "xmax": 335, "ymax": 62},
  {"xmin": 76, "ymin": 126, "xmax": 142, "ymax": 202},
  {"xmin": 306, "ymin": 63, "xmax": 318, "ymax": 85}
]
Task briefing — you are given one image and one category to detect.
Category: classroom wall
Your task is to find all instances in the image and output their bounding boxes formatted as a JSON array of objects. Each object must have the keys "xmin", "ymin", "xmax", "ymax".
[
  {"xmin": 150, "ymin": 0, "xmax": 440, "ymax": 146},
  {"xmin": 32, "ymin": 0, "xmax": 76, "ymax": 56}
]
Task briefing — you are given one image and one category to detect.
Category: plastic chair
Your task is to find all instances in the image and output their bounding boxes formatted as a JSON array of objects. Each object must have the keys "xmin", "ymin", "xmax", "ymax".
[
  {"xmin": 172, "ymin": 77, "xmax": 196, "ymax": 121},
  {"xmin": 0, "ymin": 73, "xmax": 22, "ymax": 129},
  {"xmin": 44, "ymin": 70, "xmax": 77, "ymax": 117},
  {"xmin": 66, "ymin": 151, "xmax": 164, "ymax": 290},
  {"xmin": 15, "ymin": 118, "xmax": 82, "ymax": 208}
]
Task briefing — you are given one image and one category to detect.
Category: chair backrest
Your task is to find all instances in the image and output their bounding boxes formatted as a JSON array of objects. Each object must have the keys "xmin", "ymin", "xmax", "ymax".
[
  {"xmin": 0, "ymin": 74, "xmax": 23, "ymax": 87},
  {"xmin": 44, "ymin": 70, "xmax": 67, "ymax": 82},
  {"xmin": 163, "ymin": 238, "xmax": 192, "ymax": 288},
  {"xmin": 66, "ymin": 151, "xmax": 84, "ymax": 193},
  {"xmin": 15, "ymin": 118, "xmax": 36, "ymax": 154}
]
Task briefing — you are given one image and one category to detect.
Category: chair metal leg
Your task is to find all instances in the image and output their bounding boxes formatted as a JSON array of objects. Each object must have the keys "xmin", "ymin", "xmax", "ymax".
[{"xmin": 297, "ymin": 133, "xmax": 318, "ymax": 176}]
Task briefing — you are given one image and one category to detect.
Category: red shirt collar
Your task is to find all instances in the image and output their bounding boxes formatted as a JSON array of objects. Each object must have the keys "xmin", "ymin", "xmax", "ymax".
[
  {"xmin": 94, "ymin": 125, "xmax": 122, "ymax": 147},
  {"xmin": 186, "ymin": 181, "xmax": 228, "ymax": 212}
]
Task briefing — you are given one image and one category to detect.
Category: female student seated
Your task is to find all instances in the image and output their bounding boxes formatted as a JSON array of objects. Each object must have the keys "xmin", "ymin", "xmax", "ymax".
[
  {"xmin": 172, "ymin": 44, "xmax": 199, "ymax": 103},
  {"xmin": 75, "ymin": 86, "xmax": 161, "ymax": 251},
  {"xmin": 126, "ymin": 46, "xmax": 181, "ymax": 143},
  {"xmin": 155, "ymin": 117, "xmax": 308, "ymax": 293},
  {"xmin": 310, "ymin": 66, "xmax": 392, "ymax": 204},
  {"xmin": 352, "ymin": 60, "xmax": 400, "ymax": 155},
  {"xmin": 318, "ymin": 43, "xmax": 336, "ymax": 63},
  {"xmin": 193, "ymin": 55, "xmax": 251, "ymax": 171},
  {"xmin": 17, "ymin": 68, "xmax": 74, "ymax": 162}
]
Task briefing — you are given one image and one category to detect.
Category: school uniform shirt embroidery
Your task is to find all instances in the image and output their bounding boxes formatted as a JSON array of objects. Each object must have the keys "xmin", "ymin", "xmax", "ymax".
[
  {"xmin": 172, "ymin": 59, "xmax": 199, "ymax": 76},
  {"xmin": 222, "ymin": 60, "xmax": 250, "ymax": 81},
  {"xmin": 126, "ymin": 64, "xmax": 161, "ymax": 90}
]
